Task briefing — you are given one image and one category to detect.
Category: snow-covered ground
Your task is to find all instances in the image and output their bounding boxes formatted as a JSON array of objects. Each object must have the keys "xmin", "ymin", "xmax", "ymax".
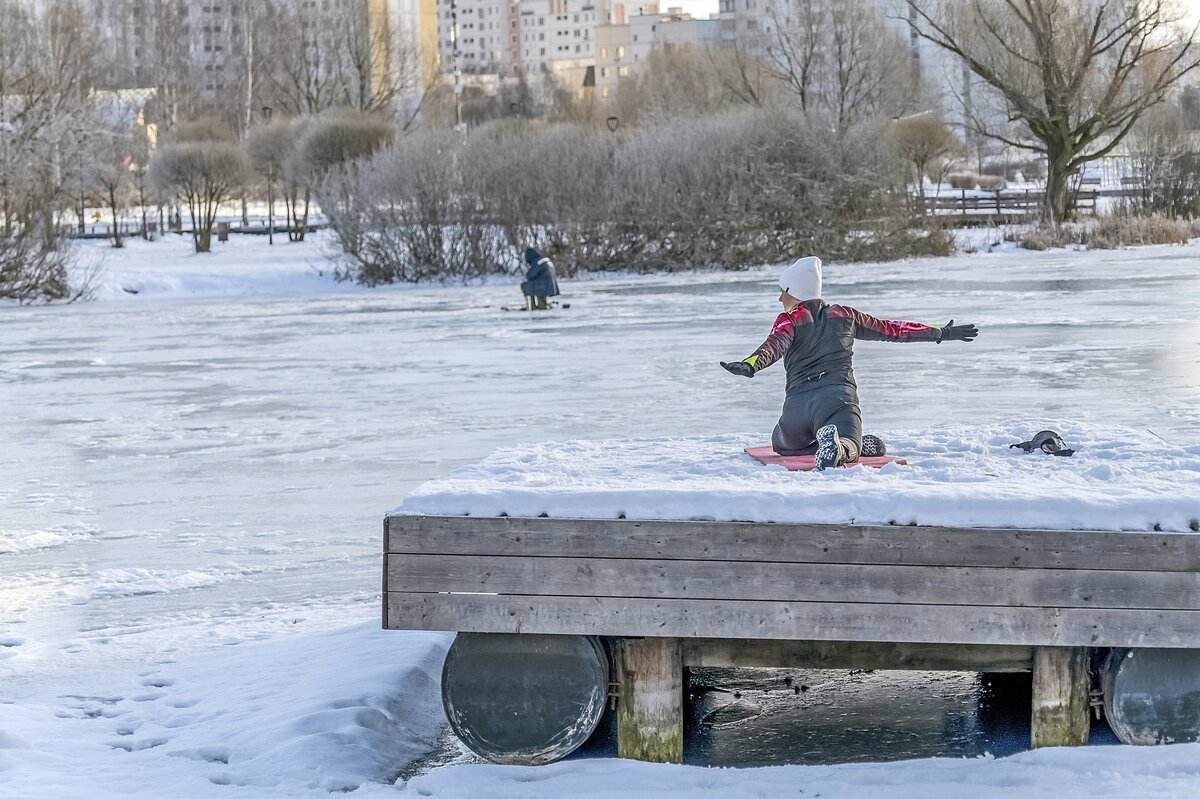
[{"xmin": 3, "ymin": 232, "xmax": 1200, "ymax": 797}]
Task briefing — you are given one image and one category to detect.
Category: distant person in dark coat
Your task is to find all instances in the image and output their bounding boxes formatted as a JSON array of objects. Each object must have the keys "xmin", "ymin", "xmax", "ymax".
[{"xmin": 520, "ymin": 247, "xmax": 560, "ymax": 310}]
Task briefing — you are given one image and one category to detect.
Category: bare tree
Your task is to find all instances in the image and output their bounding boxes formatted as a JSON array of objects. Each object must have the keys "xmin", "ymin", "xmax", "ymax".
[
  {"xmin": 763, "ymin": 0, "xmax": 916, "ymax": 130},
  {"xmin": 1126, "ymin": 103, "xmax": 1200, "ymax": 217},
  {"xmin": 763, "ymin": 0, "xmax": 823, "ymax": 113},
  {"xmin": 894, "ymin": 112, "xmax": 960, "ymax": 213},
  {"xmin": 619, "ymin": 45, "xmax": 758, "ymax": 124},
  {"xmin": 149, "ymin": 0, "xmax": 188, "ymax": 130},
  {"xmin": 826, "ymin": 1, "xmax": 915, "ymax": 130},
  {"xmin": 336, "ymin": 3, "xmax": 403, "ymax": 113},
  {"xmin": 92, "ymin": 137, "xmax": 133, "ymax": 248},
  {"xmin": 906, "ymin": 0, "xmax": 1200, "ymax": 223},
  {"xmin": 0, "ymin": 0, "xmax": 101, "ymax": 300},
  {"xmin": 258, "ymin": 2, "xmax": 338, "ymax": 114},
  {"xmin": 280, "ymin": 116, "xmax": 316, "ymax": 242},
  {"xmin": 149, "ymin": 141, "xmax": 250, "ymax": 252},
  {"xmin": 705, "ymin": 40, "xmax": 770, "ymax": 109},
  {"xmin": 256, "ymin": 1, "xmax": 435, "ymax": 127},
  {"xmin": 88, "ymin": 92, "xmax": 152, "ymax": 248}
]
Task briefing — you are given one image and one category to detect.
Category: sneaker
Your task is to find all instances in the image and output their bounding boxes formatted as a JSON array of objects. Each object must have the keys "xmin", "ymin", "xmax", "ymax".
[
  {"xmin": 861, "ymin": 434, "xmax": 887, "ymax": 457},
  {"xmin": 814, "ymin": 424, "xmax": 841, "ymax": 471}
]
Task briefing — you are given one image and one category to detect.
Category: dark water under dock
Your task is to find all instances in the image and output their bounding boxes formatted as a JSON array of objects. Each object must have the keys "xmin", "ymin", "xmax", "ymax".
[
  {"xmin": 410, "ymin": 667, "xmax": 1120, "ymax": 774},
  {"xmin": 568, "ymin": 668, "xmax": 1051, "ymax": 766}
]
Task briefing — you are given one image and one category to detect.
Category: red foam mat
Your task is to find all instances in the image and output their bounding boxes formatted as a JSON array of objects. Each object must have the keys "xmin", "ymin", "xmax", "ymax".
[{"xmin": 744, "ymin": 446, "xmax": 907, "ymax": 472}]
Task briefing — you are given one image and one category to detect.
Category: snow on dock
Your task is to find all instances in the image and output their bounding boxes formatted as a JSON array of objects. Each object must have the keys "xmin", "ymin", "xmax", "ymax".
[{"xmin": 398, "ymin": 422, "xmax": 1200, "ymax": 533}]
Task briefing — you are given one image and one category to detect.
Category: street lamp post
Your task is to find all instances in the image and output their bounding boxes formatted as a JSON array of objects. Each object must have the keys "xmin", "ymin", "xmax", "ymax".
[
  {"xmin": 77, "ymin": 132, "xmax": 86, "ymax": 235},
  {"xmin": 0, "ymin": 118, "xmax": 11, "ymax": 238},
  {"xmin": 262, "ymin": 105, "xmax": 274, "ymax": 246}
]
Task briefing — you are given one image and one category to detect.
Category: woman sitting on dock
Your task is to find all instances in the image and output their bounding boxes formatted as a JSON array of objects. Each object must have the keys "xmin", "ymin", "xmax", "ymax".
[{"xmin": 721, "ymin": 256, "xmax": 978, "ymax": 469}]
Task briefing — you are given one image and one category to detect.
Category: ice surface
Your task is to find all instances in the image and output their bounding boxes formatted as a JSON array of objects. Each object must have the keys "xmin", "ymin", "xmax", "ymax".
[{"xmin": 1, "ymin": 232, "xmax": 1199, "ymax": 796}]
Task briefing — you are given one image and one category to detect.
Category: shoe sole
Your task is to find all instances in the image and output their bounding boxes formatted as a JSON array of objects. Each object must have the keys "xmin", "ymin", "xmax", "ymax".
[{"xmin": 814, "ymin": 424, "xmax": 840, "ymax": 471}]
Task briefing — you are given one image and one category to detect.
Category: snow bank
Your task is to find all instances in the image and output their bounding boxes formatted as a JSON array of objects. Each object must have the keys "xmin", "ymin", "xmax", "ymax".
[
  {"xmin": 398, "ymin": 744, "xmax": 1200, "ymax": 799},
  {"xmin": 399, "ymin": 422, "xmax": 1200, "ymax": 532},
  {"xmin": 78, "ymin": 232, "xmax": 355, "ymax": 301},
  {"xmin": 0, "ymin": 624, "xmax": 451, "ymax": 797}
]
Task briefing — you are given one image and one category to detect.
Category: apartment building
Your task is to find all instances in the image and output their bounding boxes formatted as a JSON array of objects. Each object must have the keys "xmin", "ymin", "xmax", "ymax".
[
  {"xmin": 437, "ymin": 0, "xmax": 615, "ymax": 101},
  {"xmin": 595, "ymin": 5, "xmax": 717, "ymax": 102},
  {"xmin": 81, "ymin": 0, "xmax": 434, "ymax": 117}
]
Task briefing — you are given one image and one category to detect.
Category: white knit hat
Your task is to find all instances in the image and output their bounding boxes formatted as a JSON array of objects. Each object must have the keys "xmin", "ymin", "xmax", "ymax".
[{"xmin": 779, "ymin": 256, "xmax": 822, "ymax": 300}]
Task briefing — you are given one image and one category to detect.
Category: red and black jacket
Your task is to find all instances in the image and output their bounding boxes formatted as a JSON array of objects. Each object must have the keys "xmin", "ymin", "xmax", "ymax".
[{"xmin": 742, "ymin": 299, "xmax": 942, "ymax": 395}]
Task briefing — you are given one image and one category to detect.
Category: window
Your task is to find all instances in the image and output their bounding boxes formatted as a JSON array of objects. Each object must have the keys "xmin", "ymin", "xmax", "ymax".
[
  {"xmin": 616, "ymin": 45, "xmax": 624, "ymax": 57},
  {"xmin": 600, "ymin": 46, "xmax": 607, "ymax": 58},
  {"xmin": 600, "ymin": 67, "xmax": 608, "ymax": 77},
  {"xmin": 602, "ymin": 86, "xmax": 609, "ymax": 97},
  {"xmin": 618, "ymin": 65, "xmax": 629, "ymax": 76}
]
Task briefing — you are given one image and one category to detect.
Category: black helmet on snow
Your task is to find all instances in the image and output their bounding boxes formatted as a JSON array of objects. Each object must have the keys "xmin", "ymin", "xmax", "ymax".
[{"xmin": 1010, "ymin": 430, "xmax": 1075, "ymax": 457}]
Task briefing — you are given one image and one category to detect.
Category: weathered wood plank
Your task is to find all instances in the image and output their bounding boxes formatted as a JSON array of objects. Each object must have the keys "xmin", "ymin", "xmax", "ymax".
[
  {"xmin": 679, "ymin": 639, "xmax": 1033, "ymax": 672},
  {"xmin": 386, "ymin": 592, "xmax": 1200, "ymax": 648},
  {"xmin": 382, "ymin": 516, "xmax": 391, "ymax": 628},
  {"xmin": 1031, "ymin": 647, "xmax": 1090, "ymax": 747},
  {"xmin": 386, "ymin": 515, "xmax": 1200, "ymax": 572},
  {"xmin": 616, "ymin": 638, "xmax": 683, "ymax": 763},
  {"xmin": 387, "ymin": 553, "xmax": 1200, "ymax": 611}
]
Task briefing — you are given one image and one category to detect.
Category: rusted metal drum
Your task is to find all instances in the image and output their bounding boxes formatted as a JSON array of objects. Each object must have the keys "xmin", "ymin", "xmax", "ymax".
[
  {"xmin": 441, "ymin": 633, "xmax": 609, "ymax": 765},
  {"xmin": 1102, "ymin": 648, "xmax": 1200, "ymax": 745}
]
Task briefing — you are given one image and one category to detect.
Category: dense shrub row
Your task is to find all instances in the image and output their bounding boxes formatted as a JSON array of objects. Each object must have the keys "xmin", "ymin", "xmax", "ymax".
[{"xmin": 318, "ymin": 110, "xmax": 956, "ymax": 284}]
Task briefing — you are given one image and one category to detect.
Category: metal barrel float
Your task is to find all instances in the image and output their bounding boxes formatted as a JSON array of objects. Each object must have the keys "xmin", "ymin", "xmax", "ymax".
[
  {"xmin": 1102, "ymin": 649, "xmax": 1200, "ymax": 745},
  {"xmin": 441, "ymin": 633, "xmax": 610, "ymax": 765}
]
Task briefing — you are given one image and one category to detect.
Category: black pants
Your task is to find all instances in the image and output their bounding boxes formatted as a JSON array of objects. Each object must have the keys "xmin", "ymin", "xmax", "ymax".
[{"xmin": 771, "ymin": 384, "xmax": 862, "ymax": 460}]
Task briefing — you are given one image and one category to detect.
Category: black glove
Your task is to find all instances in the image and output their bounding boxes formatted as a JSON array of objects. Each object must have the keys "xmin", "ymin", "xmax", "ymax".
[
  {"xmin": 720, "ymin": 361, "xmax": 755, "ymax": 378},
  {"xmin": 938, "ymin": 319, "xmax": 978, "ymax": 343}
]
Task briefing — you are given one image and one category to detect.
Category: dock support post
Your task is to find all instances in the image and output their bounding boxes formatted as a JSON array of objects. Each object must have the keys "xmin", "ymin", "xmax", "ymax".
[
  {"xmin": 1031, "ymin": 646, "xmax": 1090, "ymax": 748},
  {"xmin": 616, "ymin": 637, "xmax": 683, "ymax": 763}
]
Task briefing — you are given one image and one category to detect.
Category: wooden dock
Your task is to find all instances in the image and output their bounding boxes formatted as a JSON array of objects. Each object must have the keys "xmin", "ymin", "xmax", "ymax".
[{"xmin": 384, "ymin": 514, "xmax": 1200, "ymax": 763}]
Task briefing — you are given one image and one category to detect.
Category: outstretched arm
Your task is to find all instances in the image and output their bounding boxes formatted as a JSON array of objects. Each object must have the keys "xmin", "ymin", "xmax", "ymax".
[
  {"xmin": 837, "ymin": 306, "xmax": 977, "ymax": 343},
  {"xmin": 721, "ymin": 312, "xmax": 796, "ymax": 377}
]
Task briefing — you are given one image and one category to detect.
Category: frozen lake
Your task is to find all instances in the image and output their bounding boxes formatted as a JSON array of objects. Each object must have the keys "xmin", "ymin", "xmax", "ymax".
[{"xmin": 2, "ymin": 241, "xmax": 1200, "ymax": 783}]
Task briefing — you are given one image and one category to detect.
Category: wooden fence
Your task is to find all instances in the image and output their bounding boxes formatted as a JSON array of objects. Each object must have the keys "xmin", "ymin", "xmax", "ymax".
[{"xmin": 922, "ymin": 189, "xmax": 1099, "ymax": 224}]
